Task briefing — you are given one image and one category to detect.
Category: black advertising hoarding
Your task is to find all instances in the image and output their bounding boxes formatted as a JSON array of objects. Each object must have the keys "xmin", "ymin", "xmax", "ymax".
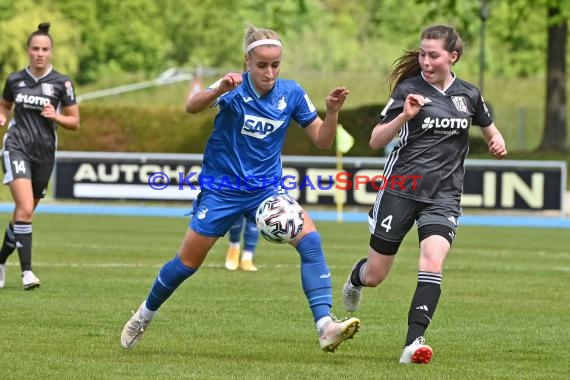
[{"xmin": 54, "ymin": 152, "xmax": 566, "ymax": 212}]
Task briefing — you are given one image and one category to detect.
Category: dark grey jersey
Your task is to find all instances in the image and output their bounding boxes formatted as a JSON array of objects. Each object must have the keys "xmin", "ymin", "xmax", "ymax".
[
  {"xmin": 2, "ymin": 67, "xmax": 77, "ymax": 161},
  {"xmin": 379, "ymin": 74, "xmax": 492, "ymax": 204}
]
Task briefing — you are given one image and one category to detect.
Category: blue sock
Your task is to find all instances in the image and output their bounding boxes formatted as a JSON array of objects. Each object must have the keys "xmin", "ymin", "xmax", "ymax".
[
  {"xmin": 146, "ymin": 255, "xmax": 196, "ymax": 311},
  {"xmin": 295, "ymin": 232, "xmax": 332, "ymax": 322},
  {"xmin": 228, "ymin": 217, "xmax": 244, "ymax": 243},
  {"xmin": 243, "ymin": 219, "xmax": 259, "ymax": 252}
]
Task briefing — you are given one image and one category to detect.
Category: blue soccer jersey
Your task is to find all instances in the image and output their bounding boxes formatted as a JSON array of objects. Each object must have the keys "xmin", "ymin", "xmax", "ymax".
[{"xmin": 199, "ymin": 72, "xmax": 318, "ymax": 193}]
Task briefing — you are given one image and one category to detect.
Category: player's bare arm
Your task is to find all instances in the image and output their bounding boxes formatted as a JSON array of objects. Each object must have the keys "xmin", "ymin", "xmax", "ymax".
[
  {"xmin": 304, "ymin": 87, "xmax": 350, "ymax": 149},
  {"xmin": 41, "ymin": 103, "xmax": 80, "ymax": 131},
  {"xmin": 370, "ymin": 94, "xmax": 424, "ymax": 150},
  {"xmin": 0, "ymin": 99, "xmax": 13, "ymax": 127},
  {"xmin": 480, "ymin": 123, "xmax": 507, "ymax": 159},
  {"xmin": 186, "ymin": 72, "xmax": 243, "ymax": 114}
]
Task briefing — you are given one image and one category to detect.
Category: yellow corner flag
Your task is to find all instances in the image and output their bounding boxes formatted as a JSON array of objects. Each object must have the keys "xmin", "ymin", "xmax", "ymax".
[
  {"xmin": 335, "ymin": 124, "xmax": 354, "ymax": 223},
  {"xmin": 336, "ymin": 124, "xmax": 354, "ymax": 154}
]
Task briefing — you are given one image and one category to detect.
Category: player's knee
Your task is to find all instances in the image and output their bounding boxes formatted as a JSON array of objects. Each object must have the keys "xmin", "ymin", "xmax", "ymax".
[{"xmin": 14, "ymin": 208, "xmax": 34, "ymax": 222}]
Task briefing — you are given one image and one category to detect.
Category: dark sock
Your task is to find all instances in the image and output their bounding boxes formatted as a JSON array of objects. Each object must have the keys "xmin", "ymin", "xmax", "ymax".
[
  {"xmin": 350, "ymin": 258, "xmax": 368, "ymax": 287},
  {"xmin": 14, "ymin": 222, "xmax": 32, "ymax": 271},
  {"xmin": 405, "ymin": 271, "xmax": 442, "ymax": 346},
  {"xmin": 0, "ymin": 222, "xmax": 16, "ymax": 264}
]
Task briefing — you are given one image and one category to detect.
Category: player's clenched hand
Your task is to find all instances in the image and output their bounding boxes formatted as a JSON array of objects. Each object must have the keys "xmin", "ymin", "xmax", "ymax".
[
  {"xmin": 488, "ymin": 134, "xmax": 507, "ymax": 159},
  {"xmin": 403, "ymin": 94, "xmax": 425, "ymax": 120},
  {"xmin": 218, "ymin": 73, "xmax": 243, "ymax": 94},
  {"xmin": 325, "ymin": 87, "xmax": 350, "ymax": 113},
  {"xmin": 41, "ymin": 103, "xmax": 57, "ymax": 121}
]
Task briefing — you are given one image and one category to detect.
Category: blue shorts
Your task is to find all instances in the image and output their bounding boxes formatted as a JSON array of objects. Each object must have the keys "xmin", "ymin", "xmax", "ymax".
[{"xmin": 189, "ymin": 188, "xmax": 286, "ymax": 237}]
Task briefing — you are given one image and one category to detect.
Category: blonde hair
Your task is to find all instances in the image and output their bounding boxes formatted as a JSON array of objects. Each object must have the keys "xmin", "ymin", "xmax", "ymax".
[{"xmin": 243, "ymin": 24, "xmax": 281, "ymax": 54}]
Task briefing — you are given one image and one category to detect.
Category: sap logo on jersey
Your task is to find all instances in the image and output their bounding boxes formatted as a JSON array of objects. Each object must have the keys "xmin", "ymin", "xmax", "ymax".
[
  {"xmin": 15, "ymin": 93, "xmax": 50, "ymax": 107},
  {"xmin": 241, "ymin": 115, "xmax": 285, "ymax": 139}
]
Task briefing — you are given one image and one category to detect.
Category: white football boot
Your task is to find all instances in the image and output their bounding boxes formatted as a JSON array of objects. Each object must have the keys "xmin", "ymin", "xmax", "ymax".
[
  {"xmin": 0, "ymin": 264, "xmax": 6, "ymax": 288},
  {"xmin": 342, "ymin": 278, "xmax": 363, "ymax": 312},
  {"xmin": 120, "ymin": 302, "xmax": 151, "ymax": 349},
  {"xmin": 22, "ymin": 270, "xmax": 40, "ymax": 290},
  {"xmin": 342, "ymin": 260, "xmax": 364, "ymax": 312},
  {"xmin": 399, "ymin": 336, "xmax": 433, "ymax": 364},
  {"xmin": 319, "ymin": 317, "xmax": 360, "ymax": 352}
]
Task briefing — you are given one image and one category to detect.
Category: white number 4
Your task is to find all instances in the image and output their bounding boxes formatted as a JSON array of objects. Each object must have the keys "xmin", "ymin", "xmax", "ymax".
[
  {"xmin": 380, "ymin": 215, "xmax": 393, "ymax": 232},
  {"xmin": 13, "ymin": 160, "xmax": 26, "ymax": 174}
]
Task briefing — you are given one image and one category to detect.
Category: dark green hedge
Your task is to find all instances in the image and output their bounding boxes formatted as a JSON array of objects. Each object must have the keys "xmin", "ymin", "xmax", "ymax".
[
  {"xmin": 57, "ymin": 105, "xmax": 214, "ymax": 153},
  {"xmin": 58, "ymin": 104, "xmax": 487, "ymax": 155}
]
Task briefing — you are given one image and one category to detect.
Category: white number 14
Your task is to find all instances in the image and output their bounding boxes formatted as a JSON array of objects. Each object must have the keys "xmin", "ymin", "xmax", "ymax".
[{"xmin": 13, "ymin": 160, "xmax": 26, "ymax": 174}]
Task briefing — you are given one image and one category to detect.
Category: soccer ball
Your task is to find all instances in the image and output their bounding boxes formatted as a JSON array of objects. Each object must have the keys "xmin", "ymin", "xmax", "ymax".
[{"xmin": 256, "ymin": 194, "xmax": 304, "ymax": 244}]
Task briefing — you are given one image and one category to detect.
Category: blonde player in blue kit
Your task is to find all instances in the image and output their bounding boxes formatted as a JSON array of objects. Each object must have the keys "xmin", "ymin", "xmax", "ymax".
[{"xmin": 121, "ymin": 24, "xmax": 360, "ymax": 352}]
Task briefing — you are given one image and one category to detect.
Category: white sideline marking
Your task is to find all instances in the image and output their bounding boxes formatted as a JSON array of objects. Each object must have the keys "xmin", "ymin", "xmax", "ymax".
[
  {"xmin": 3, "ymin": 261, "xmax": 568, "ymax": 272},
  {"xmin": 2, "ymin": 262, "xmax": 304, "ymax": 269}
]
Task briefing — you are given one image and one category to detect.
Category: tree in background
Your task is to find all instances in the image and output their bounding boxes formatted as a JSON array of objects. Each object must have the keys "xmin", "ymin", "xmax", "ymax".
[
  {"xmin": 0, "ymin": 0, "xmax": 79, "ymax": 80},
  {"xmin": 418, "ymin": 0, "xmax": 567, "ymax": 152},
  {"xmin": 161, "ymin": 0, "xmax": 315, "ymax": 70},
  {"xmin": 539, "ymin": 2, "xmax": 568, "ymax": 151},
  {"xmin": 0, "ymin": 0, "xmax": 567, "ymax": 151},
  {"xmin": 70, "ymin": 0, "xmax": 169, "ymax": 84}
]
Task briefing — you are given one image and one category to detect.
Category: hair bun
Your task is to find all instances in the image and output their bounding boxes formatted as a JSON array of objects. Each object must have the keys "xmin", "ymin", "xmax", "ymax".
[{"xmin": 38, "ymin": 22, "xmax": 51, "ymax": 33}]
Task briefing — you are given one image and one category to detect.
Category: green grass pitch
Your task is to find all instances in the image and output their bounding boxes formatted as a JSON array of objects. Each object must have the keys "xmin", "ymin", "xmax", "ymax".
[{"xmin": 0, "ymin": 212, "xmax": 568, "ymax": 379}]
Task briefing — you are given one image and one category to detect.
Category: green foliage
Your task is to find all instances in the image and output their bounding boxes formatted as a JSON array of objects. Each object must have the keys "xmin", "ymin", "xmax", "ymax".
[
  {"xmin": 0, "ymin": 0, "xmax": 79, "ymax": 80},
  {"xmin": 73, "ymin": 0, "xmax": 169, "ymax": 83},
  {"xmin": 162, "ymin": 0, "xmax": 244, "ymax": 70},
  {"xmin": 160, "ymin": 0, "xmax": 313, "ymax": 71},
  {"xmin": 57, "ymin": 104, "xmax": 213, "ymax": 153},
  {"xmin": 484, "ymin": 1, "xmax": 547, "ymax": 77},
  {"xmin": 1, "ymin": 0, "xmax": 566, "ymax": 84},
  {"xmin": 103, "ymin": 2, "xmax": 168, "ymax": 72},
  {"xmin": 54, "ymin": 0, "xmax": 107, "ymax": 83},
  {"xmin": 0, "ymin": 0, "xmax": 568, "ymax": 152},
  {"xmin": 57, "ymin": 102, "xmax": 488, "ymax": 159},
  {"xmin": 56, "ymin": 103, "xmax": 350, "ymax": 155},
  {"xmin": 67, "ymin": 71, "xmax": 556, "ymax": 154}
]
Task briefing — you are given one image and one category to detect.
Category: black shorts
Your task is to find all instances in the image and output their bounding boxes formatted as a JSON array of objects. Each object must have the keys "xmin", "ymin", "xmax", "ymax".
[
  {"xmin": 2, "ymin": 150, "xmax": 54, "ymax": 198},
  {"xmin": 368, "ymin": 191, "xmax": 461, "ymax": 244}
]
